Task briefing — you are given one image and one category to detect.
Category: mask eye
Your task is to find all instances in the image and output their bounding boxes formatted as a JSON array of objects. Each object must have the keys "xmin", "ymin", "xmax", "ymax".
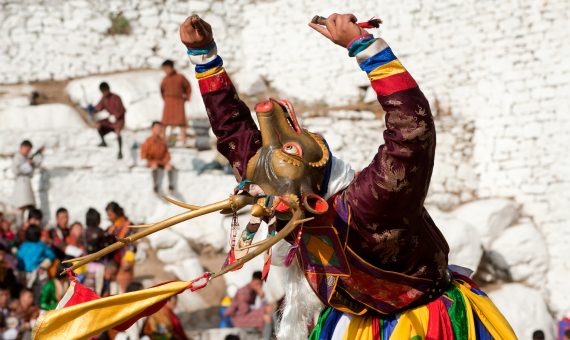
[{"xmin": 282, "ymin": 142, "xmax": 303, "ymax": 157}]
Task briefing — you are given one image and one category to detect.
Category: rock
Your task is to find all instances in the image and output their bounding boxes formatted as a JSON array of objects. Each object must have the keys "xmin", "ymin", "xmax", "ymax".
[
  {"xmin": 452, "ymin": 199, "xmax": 519, "ymax": 248},
  {"xmin": 430, "ymin": 213, "xmax": 483, "ymax": 272},
  {"xmin": 0, "ymin": 104, "xmax": 87, "ymax": 131},
  {"xmin": 488, "ymin": 283, "xmax": 554, "ymax": 339},
  {"xmin": 156, "ymin": 238, "xmax": 196, "ymax": 264},
  {"xmin": 147, "ymin": 228, "xmax": 181, "ymax": 249},
  {"xmin": 86, "ymin": 17, "xmax": 112, "ymax": 33},
  {"xmin": 164, "ymin": 257, "xmax": 204, "ymax": 282},
  {"xmin": 233, "ymin": 69, "xmax": 267, "ymax": 96},
  {"xmin": 489, "ymin": 221, "xmax": 548, "ymax": 289},
  {"xmin": 189, "ymin": 1, "xmax": 211, "ymax": 12}
]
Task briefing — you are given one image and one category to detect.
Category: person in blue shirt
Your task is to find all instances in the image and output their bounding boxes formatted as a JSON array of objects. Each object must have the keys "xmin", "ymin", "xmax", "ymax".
[{"xmin": 17, "ymin": 224, "xmax": 55, "ymax": 273}]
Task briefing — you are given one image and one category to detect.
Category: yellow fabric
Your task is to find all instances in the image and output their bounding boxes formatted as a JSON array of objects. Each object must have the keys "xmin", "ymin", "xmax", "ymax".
[
  {"xmin": 343, "ymin": 315, "xmax": 373, "ymax": 340},
  {"xmin": 454, "ymin": 282, "xmax": 477, "ymax": 340},
  {"xmin": 457, "ymin": 283, "xmax": 517, "ymax": 340},
  {"xmin": 32, "ymin": 281, "xmax": 190, "ymax": 340},
  {"xmin": 368, "ymin": 59, "xmax": 407, "ymax": 81},
  {"xmin": 195, "ymin": 66, "xmax": 224, "ymax": 79},
  {"xmin": 390, "ymin": 304, "xmax": 429, "ymax": 339}
]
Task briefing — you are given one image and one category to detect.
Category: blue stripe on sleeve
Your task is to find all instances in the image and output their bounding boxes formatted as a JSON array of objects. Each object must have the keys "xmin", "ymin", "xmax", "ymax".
[
  {"xmin": 195, "ymin": 55, "xmax": 223, "ymax": 73},
  {"xmin": 359, "ymin": 47, "xmax": 397, "ymax": 73}
]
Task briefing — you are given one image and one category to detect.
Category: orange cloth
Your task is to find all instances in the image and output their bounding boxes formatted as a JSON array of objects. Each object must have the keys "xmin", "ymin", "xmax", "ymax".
[
  {"xmin": 161, "ymin": 72, "xmax": 191, "ymax": 126},
  {"xmin": 140, "ymin": 135, "xmax": 171, "ymax": 167}
]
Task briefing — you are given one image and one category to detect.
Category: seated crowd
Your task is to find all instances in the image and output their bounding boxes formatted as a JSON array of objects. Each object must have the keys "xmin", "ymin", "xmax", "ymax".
[{"xmin": 0, "ymin": 203, "xmax": 187, "ymax": 339}]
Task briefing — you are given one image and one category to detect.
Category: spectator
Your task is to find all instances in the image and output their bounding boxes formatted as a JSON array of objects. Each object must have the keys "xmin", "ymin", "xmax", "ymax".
[
  {"xmin": 17, "ymin": 224, "xmax": 55, "ymax": 288},
  {"xmin": 565, "ymin": 329, "xmax": 570, "ymax": 340},
  {"xmin": 224, "ymin": 271, "xmax": 275, "ymax": 339},
  {"xmin": 160, "ymin": 59, "xmax": 191, "ymax": 146},
  {"xmin": 143, "ymin": 295, "xmax": 188, "ymax": 340},
  {"xmin": 9, "ymin": 288, "xmax": 39, "ymax": 336},
  {"xmin": 84, "ymin": 208, "xmax": 106, "ymax": 255},
  {"xmin": 39, "ymin": 263, "xmax": 69, "ymax": 311},
  {"xmin": 91, "ymin": 82, "xmax": 126, "ymax": 159},
  {"xmin": 17, "ymin": 208, "xmax": 43, "ymax": 244},
  {"xmin": 48, "ymin": 207, "xmax": 70, "ymax": 260},
  {"xmin": 532, "ymin": 330, "xmax": 545, "ymax": 340},
  {"xmin": 141, "ymin": 121, "xmax": 174, "ymax": 193},
  {"xmin": 116, "ymin": 250, "xmax": 135, "ymax": 294},
  {"xmin": 100, "ymin": 261, "xmax": 119, "ymax": 297},
  {"xmin": 11, "ymin": 140, "xmax": 43, "ymax": 217},
  {"xmin": 3, "ymin": 316, "xmax": 18, "ymax": 340},
  {"xmin": 106, "ymin": 202, "xmax": 132, "ymax": 241},
  {"xmin": 0, "ymin": 245, "xmax": 19, "ymax": 298},
  {"xmin": 64, "ymin": 222, "xmax": 85, "ymax": 258},
  {"xmin": 0, "ymin": 212, "xmax": 14, "ymax": 243},
  {"xmin": 0, "ymin": 288, "xmax": 10, "ymax": 317}
]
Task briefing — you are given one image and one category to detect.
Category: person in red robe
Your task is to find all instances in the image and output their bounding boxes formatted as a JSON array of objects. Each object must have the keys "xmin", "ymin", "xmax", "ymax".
[
  {"xmin": 93, "ymin": 82, "xmax": 126, "ymax": 159},
  {"xmin": 224, "ymin": 271, "xmax": 275, "ymax": 338},
  {"xmin": 140, "ymin": 121, "xmax": 174, "ymax": 193},
  {"xmin": 160, "ymin": 60, "xmax": 192, "ymax": 146}
]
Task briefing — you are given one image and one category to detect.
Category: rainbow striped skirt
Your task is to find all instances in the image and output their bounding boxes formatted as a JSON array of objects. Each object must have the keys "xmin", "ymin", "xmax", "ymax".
[{"xmin": 309, "ymin": 273, "xmax": 516, "ymax": 340}]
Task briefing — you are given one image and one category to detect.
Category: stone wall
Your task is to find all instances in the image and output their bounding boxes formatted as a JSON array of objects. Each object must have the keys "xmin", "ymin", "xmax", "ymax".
[{"xmin": 1, "ymin": 0, "xmax": 569, "ymax": 338}]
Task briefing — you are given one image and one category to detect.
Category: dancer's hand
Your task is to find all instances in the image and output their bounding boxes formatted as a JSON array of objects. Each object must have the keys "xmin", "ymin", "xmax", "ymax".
[
  {"xmin": 308, "ymin": 13, "xmax": 367, "ymax": 47},
  {"xmin": 180, "ymin": 15, "xmax": 213, "ymax": 49}
]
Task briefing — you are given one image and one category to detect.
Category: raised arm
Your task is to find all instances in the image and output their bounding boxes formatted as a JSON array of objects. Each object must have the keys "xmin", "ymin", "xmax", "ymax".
[
  {"xmin": 310, "ymin": 15, "xmax": 435, "ymax": 225},
  {"xmin": 180, "ymin": 16, "xmax": 261, "ymax": 180}
]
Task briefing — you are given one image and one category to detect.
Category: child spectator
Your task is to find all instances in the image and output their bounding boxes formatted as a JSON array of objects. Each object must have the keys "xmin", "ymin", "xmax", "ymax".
[
  {"xmin": 40, "ymin": 264, "xmax": 69, "ymax": 311},
  {"xmin": 141, "ymin": 121, "xmax": 175, "ymax": 193},
  {"xmin": 17, "ymin": 224, "xmax": 55, "ymax": 288}
]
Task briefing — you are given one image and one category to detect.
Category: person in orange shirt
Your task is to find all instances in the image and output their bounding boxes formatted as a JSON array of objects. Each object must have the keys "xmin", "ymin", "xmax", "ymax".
[
  {"xmin": 140, "ymin": 121, "xmax": 174, "ymax": 193},
  {"xmin": 160, "ymin": 60, "xmax": 191, "ymax": 146}
]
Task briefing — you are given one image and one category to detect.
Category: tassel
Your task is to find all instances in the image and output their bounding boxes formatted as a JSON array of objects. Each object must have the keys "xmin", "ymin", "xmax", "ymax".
[
  {"xmin": 357, "ymin": 17, "xmax": 382, "ymax": 29},
  {"xmin": 262, "ymin": 248, "xmax": 272, "ymax": 281},
  {"xmin": 223, "ymin": 248, "xmax": 236, "ymax": 267},
  {"xmin": 284, "ymin": 226, "xmax": 304, "ymax": 267},
  {"xmin": 283, "ymin": 244, "xmax": 298, "ymax": 267}
]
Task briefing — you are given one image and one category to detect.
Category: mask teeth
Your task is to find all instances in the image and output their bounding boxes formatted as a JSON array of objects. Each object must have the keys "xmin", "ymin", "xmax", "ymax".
[
  {"xmin": 307, "ymin": 132, "xmax": 330, "ymax": 168},
  {"xmin": 275, "ymin": 149, "xmax": 303, "ymax": 167}
]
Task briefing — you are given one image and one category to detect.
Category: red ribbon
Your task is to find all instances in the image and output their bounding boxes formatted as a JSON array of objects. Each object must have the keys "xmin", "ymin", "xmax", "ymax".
[{"xmin": 189, "ymin": 272, "xmax": 212, "ymax": 292}]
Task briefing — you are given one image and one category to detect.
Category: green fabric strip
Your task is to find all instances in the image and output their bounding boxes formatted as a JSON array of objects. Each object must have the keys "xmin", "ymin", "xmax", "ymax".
[
  {"xmin": 446, "ymin": 285, "xmax": 469, "ymax": 340},
  {"xmin": 379, "ymin": 318, "xmax": 384, "ymax": 340},
  {"xmin": 309, "ymin": 307, "xmax": 332, "ymax": 340}
]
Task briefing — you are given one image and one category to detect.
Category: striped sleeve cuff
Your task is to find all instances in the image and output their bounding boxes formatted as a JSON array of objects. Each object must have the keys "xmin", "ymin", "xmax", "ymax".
[
  {"xmin": 355, "ymin": 39, "xmax": 417, "ymax": 96},
  {"xmin": 194, "ymin": 55, "xmax": 225, "ymax": 80}
]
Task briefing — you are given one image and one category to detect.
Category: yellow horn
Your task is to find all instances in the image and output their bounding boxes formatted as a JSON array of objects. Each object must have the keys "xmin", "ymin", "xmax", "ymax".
[
  {"xmin": 63, "ymin": 195, "xmax": 255, "ymax": 273},
  {"xmin": 161, "ymin": 195, "xmax": 202, "ymax": 210}
]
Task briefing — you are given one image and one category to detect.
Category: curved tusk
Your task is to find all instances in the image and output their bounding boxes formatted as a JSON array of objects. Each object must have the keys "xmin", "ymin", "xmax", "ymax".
[
  {"xmin": 61, "ymin": 254, "xmax": 91, "ymax": 264},
  {"xmin": 161, "ymin": 195, "xmax": 201, "ymax": 210},
  {"xmin": 128, "ymin": 224, "xmax": 152, "ymax": 229},
  {"xmin": 62, "ymin": 195, "xmax": 255, "ymax": 274},
  {"xmin": 213, "ymin": 206, "xmax": 305, "ymax": 278},
  {"xmin": 236, "ymin": 217, "xmax": 314, "ymax": 250}
]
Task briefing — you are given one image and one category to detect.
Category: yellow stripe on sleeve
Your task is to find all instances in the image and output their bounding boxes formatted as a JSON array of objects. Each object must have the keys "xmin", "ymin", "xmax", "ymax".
[{"xmin": 368, "ymin": 59, "xmax": 407, "ymax": 81}]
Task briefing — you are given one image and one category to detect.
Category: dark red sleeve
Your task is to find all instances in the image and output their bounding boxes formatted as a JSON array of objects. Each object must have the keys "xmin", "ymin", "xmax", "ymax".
[
  {"xmin": 113, "ymin": 95, "xmax": 126, "ymax": 120},
  {"xmin": 94, "ymin": 98, "xmax": 104, "ymax": 112},
  {"xmin": 342, "ymin": 87, "xmax": 435, "ymax": 229},
  {"xmin": 198, "ymin": 71, "xmax": 261, "ymax": 179}
]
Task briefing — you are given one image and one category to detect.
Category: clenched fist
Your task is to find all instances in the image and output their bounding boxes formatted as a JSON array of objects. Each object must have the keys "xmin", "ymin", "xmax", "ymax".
[
  {"xmin": 308, "ymin": 13, "xmax": 368, "ymax": 47},
  {"xmin": 179, "ymin": 15, "xmax": 214, "ymax": 49}
]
